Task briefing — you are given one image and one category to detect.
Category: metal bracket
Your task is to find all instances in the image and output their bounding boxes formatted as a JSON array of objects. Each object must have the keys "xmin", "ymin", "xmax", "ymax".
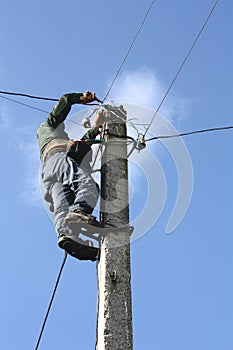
[{"xmin": 109, "ymin": 270, "xmax": 117, "ymax": 282}]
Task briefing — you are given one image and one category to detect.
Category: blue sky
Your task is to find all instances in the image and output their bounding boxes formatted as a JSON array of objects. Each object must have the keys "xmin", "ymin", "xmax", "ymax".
[{"xmin": 0, "ymin": 0, "xmax": 233, "ymax": 349}]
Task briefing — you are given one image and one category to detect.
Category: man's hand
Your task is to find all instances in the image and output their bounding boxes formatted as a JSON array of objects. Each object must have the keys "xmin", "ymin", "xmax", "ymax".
[
  {"xmin": 93, "ymin": 109, "xmax": 106, "ymax": 127},
  {"xmin": 81, "ymin": 91, "xmax": 102, "ymax": 104}
]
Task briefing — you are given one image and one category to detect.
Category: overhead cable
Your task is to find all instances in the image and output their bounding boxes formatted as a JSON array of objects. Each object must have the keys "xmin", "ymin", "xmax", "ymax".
[
  {"xmin": 0, "ymin": 94, "xmax": 100, "ymax": 121},
  {"xmin": 145, "ymin": 125, "xmax": 233, "ymax": 142},
  {"xmin": 0, "ymin": 91, "xmax": 101, "ymax": 112},
  {"xmin": 0, "ymin": 90, "xmax": 59, "ymax": 101},
  {"xmin": 143, "ymin": 0, "xmax": 220, "ymax": 138},
  {"xmin": 34, "ymin": 252, "xmax": 68, "ymax": 350},
  {"xmin": 102, "ymin": 0, "xmax": 156, "ymax": 103},
  {"xmin": 1, "ymin": 92, "xmax": 231, "ymax": 143},
  {"xmin": 0, "ymin": 94, "xmax": 50, "ymax": 114}
]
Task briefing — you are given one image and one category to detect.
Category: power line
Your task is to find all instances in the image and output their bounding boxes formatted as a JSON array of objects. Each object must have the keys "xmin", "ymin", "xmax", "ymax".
[
  {"xmin": 145, "ymin": 125, "xmax": 233, "ymax": 142},
  {"xmin": 91, "ymin": 123, "xmax": 233, "ymax": 163},
  {"xmin": 0, "ymin": 91, "xmax": 101, "ymax": 113},
  {"xmin": 143, "ymin": 0, "xmax": 220, "ymax": 138},
  {"xmin": 0, "ymin": 94, "xmax": 50, "ymax": 114},
  {"xmin": 1, "ymin": 91, "xmax": 231, "ymax": 143},
  {"xmin": 0, "ymin": 0, "xmax": 220, "ymax": 130},
  {"xmin": 34, "ymin": 252, "xmax": 68, "ymax": 350},
  {"xmin": 0, "ymin": 90, "xmax": 59, "ymax": 101},
  {"xmin": 102, "ymin": 0, "xmax": 156, "ymax": 103},
  {"xmin": 0, "ymin": 94, "xmax": 99, "ymax": 129}
]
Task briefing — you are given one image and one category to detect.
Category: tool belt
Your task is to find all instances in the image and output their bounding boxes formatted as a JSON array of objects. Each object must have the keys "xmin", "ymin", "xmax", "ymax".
[
  {"xmin": 42, "ymin": 139, "xmax": 68, "ymax": 162},
  {"xmin": 42, "ymin": 139, "xmax": 92, "ymax": 165},
  {"xmin": 66, "ymin": 140, "xmax": 92, "ymax": 165}
]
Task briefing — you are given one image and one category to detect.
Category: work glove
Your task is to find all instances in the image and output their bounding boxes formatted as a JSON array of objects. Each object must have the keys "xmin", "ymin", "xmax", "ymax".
[{"xmin": 81, "ymin": 91, "xmax": 102, "ymax": 104}]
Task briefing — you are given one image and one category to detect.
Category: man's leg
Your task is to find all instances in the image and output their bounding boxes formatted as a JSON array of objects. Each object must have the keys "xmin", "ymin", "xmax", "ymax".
[
  {"xmin": 51, "ymin": 181, "xmax": 99, "ymax": 261},
  {"xmin": 69, "ymin": 165, "xmax": 99, "ymax": 214},
  {"xmin": 50, "ymin": 182, "xmax": 74, "ymax": 236},
  {"xmin": 41, "ymin": 153, "xmax": 99, "ymax": 260},
  {"xmin": 64, "ymin": 163, "xmax": 102, "ymax": 231}
]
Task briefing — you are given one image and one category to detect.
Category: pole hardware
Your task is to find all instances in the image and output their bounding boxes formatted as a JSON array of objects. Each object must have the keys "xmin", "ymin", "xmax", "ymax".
[
  {"xmin": 82, "ymin": 117, "xmax": 91, "ymax": 128},
  {"xmin": 109, "ymin": 270, "xmax": 117, "ymax": 282},
  {"xmin": 135, "ymin": 133, "xmax": 146, "ymax": 151}
]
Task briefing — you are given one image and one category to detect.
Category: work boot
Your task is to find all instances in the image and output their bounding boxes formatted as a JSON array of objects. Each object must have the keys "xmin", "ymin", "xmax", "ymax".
[
  {"xmin": 65, "ymin": 210, "xmax": 103, "ymax": 228},
  {"xmin": 58, "ymin": 235, "xmax": 99, "ymax": 261}
]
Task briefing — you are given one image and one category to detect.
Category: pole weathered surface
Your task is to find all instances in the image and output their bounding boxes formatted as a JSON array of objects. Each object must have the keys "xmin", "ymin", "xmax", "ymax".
[{"xmin": 96, "ymin": 106, "xmax": 133, "ymax": 350}]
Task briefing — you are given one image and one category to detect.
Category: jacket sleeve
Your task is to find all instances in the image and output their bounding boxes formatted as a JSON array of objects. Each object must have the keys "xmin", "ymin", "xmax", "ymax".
[
  {"xmin": 81, "ymin": 126, "xmax": 101, "ymax": 143},
  {"xmin": 44, "ymin": 93, "xmax": 84, "ymax": 128}
]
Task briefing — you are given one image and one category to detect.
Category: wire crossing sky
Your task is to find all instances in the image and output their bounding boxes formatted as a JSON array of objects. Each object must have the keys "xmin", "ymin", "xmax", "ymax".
[
  {"xmin": 34, "ymin": 253, "xmax": 68, "ymax": 350},
  {"xmin": 103, "ymin": 0, "xmax": 156, "ymax": 102},
  {"xmin": 143, "ymin": 0, "xmax": 220, "ymax": 137},
  {"xmin": 1, "ymin": 89, "xmax": 232, "ymax": 144}
]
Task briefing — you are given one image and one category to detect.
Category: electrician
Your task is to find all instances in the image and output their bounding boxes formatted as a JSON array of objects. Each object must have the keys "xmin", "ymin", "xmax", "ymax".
[{"xmin": 37, "ymin": 91, "xmax": 105, "ymax": 261}]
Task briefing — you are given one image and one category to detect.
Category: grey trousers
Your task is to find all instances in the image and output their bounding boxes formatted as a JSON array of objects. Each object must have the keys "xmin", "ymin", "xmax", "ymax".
[{"xmin": 41, "ymin": 151, "xmax": 99, "ymax": 236}]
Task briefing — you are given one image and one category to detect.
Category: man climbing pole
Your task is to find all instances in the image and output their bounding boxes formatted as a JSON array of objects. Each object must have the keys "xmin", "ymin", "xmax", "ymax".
[{"xmin": 37, "ymin": 91, "xmax": 105, "ymax": 261}]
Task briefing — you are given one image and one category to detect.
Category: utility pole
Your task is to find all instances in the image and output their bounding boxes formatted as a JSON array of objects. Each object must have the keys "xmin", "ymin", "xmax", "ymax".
[{"xmin": 96, "ymin": 105, "xmax": 133, "ymax": 350}]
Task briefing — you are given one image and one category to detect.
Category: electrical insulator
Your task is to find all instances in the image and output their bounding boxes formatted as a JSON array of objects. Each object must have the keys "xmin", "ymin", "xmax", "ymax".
[
  {"xmin": 81, "ymin": 117, "xmax": 91, "ymax": 128},
  {"xmin": 136, "ymin": 135, "xmax": 146, "ymax": 151}
]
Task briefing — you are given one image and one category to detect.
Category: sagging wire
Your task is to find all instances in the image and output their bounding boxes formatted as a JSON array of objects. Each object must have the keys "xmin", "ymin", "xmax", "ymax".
[
  {"xmin": 3, "ymin": 91, "xmax": 230, "ymax": 157},
  {"xmin": 0, "ymin": 91, "xmax": 102, "ymax": 113},
  {"xmin": 0, "ymin": 94, "xmax": 50, "ymax": 114},
  {"xmin": 0, "ymin": 92, "xmax": 98, "ymax": 129},
  {"xmin": 145, "ymin": 125, "xmax": 233, "ymax": 141},
  {"xmin": 93, "ymin": 124, "xmax": 233, "ymax": 161},
  {"xmin": 34, "ymin": 252, "xmax": 68, "ymax": 350},
  {"xmin": 0, "ymin": 90, "xmax": 101, "ymax": 105},
  {"xmin": 0, "ymin": 90, "xmax": 59, "ymax": 101}
]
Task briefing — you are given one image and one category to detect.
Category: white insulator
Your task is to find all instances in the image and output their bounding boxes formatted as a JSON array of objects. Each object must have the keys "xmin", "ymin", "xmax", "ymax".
[{"xmin": 82, "ymin": 118, "xmax": 91, "ymax": 128}]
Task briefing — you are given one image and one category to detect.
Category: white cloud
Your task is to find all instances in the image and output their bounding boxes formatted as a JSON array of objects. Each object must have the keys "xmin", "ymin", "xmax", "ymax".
[
  {"xmin": 108, "ymin": 67, "xmax": 192, "ymax": 124},
  {"xmin": 109, "ymin": 67, "xmax": 163, "ymax": 109}
]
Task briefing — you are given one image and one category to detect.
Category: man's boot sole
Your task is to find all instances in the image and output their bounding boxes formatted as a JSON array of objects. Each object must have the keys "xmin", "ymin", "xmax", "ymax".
[{"xmin": 58, "ymin": 236, "xmax": 99, "ymax": 262}]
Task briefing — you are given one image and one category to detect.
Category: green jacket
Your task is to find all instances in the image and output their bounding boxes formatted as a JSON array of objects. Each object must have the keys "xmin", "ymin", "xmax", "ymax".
[{"xmin": 37, "ymin": 93, "xmax": 100, "ymax": 159}]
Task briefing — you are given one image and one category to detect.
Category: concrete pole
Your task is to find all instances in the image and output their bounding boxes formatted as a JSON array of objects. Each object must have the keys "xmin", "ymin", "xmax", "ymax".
[{"xmin": 96, "ymin": 105, "xmax": 133, "ymax": 350}]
